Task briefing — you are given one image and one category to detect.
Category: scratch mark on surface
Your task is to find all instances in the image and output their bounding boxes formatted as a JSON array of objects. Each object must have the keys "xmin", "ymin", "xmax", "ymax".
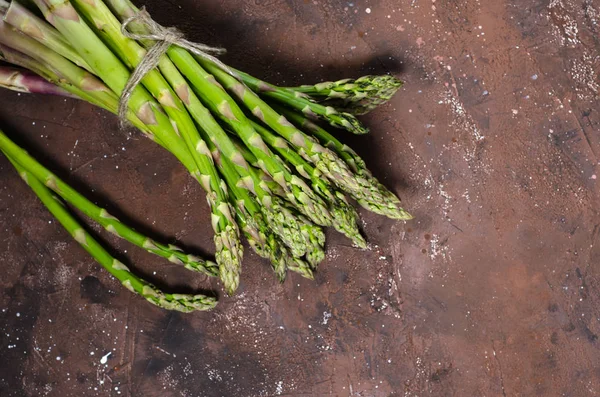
[
  {"xmin": 155, "ymin": 346, "xmax": 176, "ymax": 357},
  {"xmin": 492, "ymin": 342, "xmax": 507, "ymax": 397}
]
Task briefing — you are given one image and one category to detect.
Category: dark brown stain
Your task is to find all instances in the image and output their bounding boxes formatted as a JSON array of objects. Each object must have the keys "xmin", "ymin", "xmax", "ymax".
[
  {"xmin": 431, "ymin": 365, "xmax": 453, "ymax": 382},
  {"xmin": 80, "ymin": 276, "xmax": 112, "ymax": 304}
]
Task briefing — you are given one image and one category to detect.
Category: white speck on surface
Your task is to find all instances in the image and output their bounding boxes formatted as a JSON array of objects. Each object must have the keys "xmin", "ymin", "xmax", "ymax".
[
  {"xmin": 365, "ymin": 8, "xmax": 371, "ymax": 14},
  {"xmin": 100, "ymin": 352, "xmax": 111, "ymax": 364}
]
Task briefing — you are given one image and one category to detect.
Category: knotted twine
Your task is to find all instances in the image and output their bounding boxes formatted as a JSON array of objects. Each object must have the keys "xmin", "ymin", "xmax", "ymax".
[{"xmin": 118, "ymin": 7, "xmax": 239, "ymax": 127}]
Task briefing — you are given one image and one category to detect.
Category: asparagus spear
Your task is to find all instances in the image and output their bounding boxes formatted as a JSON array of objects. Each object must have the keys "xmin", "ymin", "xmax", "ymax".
[
  {"xmin": 204, "ymin": 127, "xmax": 316, "ymax": 279},
  {"xmin": 208, "ymin": 66, "xmax": 406, "ymax": 219},
  {"xmin": 1, "ymin": 0, "xmax": 92, "ymax": 71},
  {"xmin": 249, "ymin": 120, "xmax": 366, "ymax": 248},
  {"xmin": 287, "ymin": 257, "xmax": 315, "ymax": 280},
  {"xmin": 203, "ymin": 133, "xmax": 287, "ymax": 281},
  {"xmin": 222, "ymin": 135, "xmax": 324, "ymax": 264},
  {"xmin": 0, "ymin": 55, "xmax": 315, "ymax": 272},
  {"xmin": 273, "ymin": 105, "xmax": 413, "ymax": 220},
  {"xmin": 179, "ymin": 56, "xmax": 334, "ymax": 228},
  {"xmin": 101, "ymin": 0, "xmax": 333, "ymax": 229},
  {"xmin": 0, "ymin": 63, "xmax": 313, "ymax": 281},
  {"xmin": 100, "ymin": 0, "xmax": 410, "ymax": 220},
  {"xmin": 0, "ymin": 129, "xmax": 219, "ymax": 276},
  {"xmin": 277, "ymin": 106, "xmax": 370, "ymax": 176},
  {"xmin": 222, "ymin": 161, "xmax": 314, "ymax": 280},
  {"xmin": 232, "ymin": 69, "xmax": 369, "ymax": 135},
  {"xmin": 0, "ymin": 42, "xmax": 156, "ymax": 135},
  {"xmin": 230, "ymin": 138, "xmax": 326, "ymax": 267},
  {"xmin": 0, "ymin": 18, "xmax": 120, "ymax": 114},
  {"xmin": 101, "ymin": 2, "xmax": 313, "ymax": 266},
  {"xmin": 197, "ymin": 61, "xmax": 409, "ymax": 221},
  {"xmin": 2, "ymin": 149, "xmax": 216, "ymax": 312},
  {"xmin": 285, "ymin": 75, "xmax": 403, "ymax": 115},
  {"xmin": 181, "ymin": 58, "xmax": 334, "ymax": 228},
  {"xmin": 30, "ymin": 0, "xmax": 243, "ymax": 294},
  {"xmin": 0, "ymin": 64, "xmax": 75, "ymax": 97}
]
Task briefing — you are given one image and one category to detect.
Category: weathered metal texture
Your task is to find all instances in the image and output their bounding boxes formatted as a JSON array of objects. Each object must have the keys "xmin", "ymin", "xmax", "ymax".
[{"xmin": 1, "ymin": 0, "xmax": 599, "ymax": 396}]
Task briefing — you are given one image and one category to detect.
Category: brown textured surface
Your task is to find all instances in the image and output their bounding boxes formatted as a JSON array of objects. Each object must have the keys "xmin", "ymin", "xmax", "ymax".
[{"xmin": 1, "ymin": 0, "xmax": 600, "ymax": 396}]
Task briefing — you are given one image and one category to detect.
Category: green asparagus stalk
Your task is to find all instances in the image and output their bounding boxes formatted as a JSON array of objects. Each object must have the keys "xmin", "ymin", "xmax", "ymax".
[
  {"xmin": 231, "ymin": 69, "xmax": 369, "ymax": 135},
  {"xmin": 287, "ymin": 257, "xmax": 315, "ymax": 280},
  {"xmin": 229, "ymin": 190, "xmax": 290, "ymax": 281},
  {"xmin": 70, "ymin": 0, "xmax": 244, "ymax": 294},
  {"xmin": 273, "ymin": 105, "xmax": 413, "ymax": 220},
  {"xmin": 198, "ymin": 61, "xmax": 409, "ymax": 221},
  {"xmin": 204, "ymin": 134, "xmax": 286, "ymax": 281},
  {"xmin": 2, "ymin": 149, "xmax": 216, "ymax": 312},
  {"xmin": 252, "ymin": 168, "xmax": 326, "ymax": 251},
  {"xmin": 277, "ymin": 106, "xmax": 370, "ymax": 176},
  {"xmin": 207, "ymin": 131, "xmax": 316, "ymax": 279},
  {"xmin": 96, "ymin": 0, "xmax": 410, "ymax": 221},
  {"xmin": 181, "ymin": 59, "xmax": 336, "ymax": 228},
  {"xmin": 101, "ymin": 0, "xmax": 333, "ymax": 229},
  {"xmin": 225, "ymin": 139, "xmax": 323, "ymax": 263},
  {"xmin": 30, "ymin": 0, "xmax": 243, "ymax": 294},
  {"xmin": 1, "ymin": 0, "xmax": 92, "ymax": 71},
  {"xmin": 0, "ymin": 128, "xmax": 219, "ymax": 276},
  {"xmin": 285, "ymin": 75, "xmax": 403, "ymax": 115},
  {"xmin": 221, "ymin": 144, "xmax": 316, "ymax": 260},
  {"xmin": 216, "ymin": 157, "xmax": 313, "ymax": 282},
  {"xmin": 180, "ymin": 56, "xmax": 334, "ymax": 228},
  {"xmin": 0, "ymin": 42, "xmax": 155, "ymax": 135},
  {"xmin": 230, "ymin": 138, "xmax": 326, "ymax": 267},
  {"xmin": 0, "ymin": 58, "xmax": 318, "ymax": 269},
  {"xmin": 101, "ymin": 1, "xmax": 308, "ymax": 267},
  {"xmin": 249, "ymin": 120, "xmax": 366, "ymax": 248},
  {"xmin": 0, "ymin": 19, "xmax": 120, "ymax": 114},
  {"xmin": 183, "ymin": 59, "xmax": 334, "ymax": 227}
]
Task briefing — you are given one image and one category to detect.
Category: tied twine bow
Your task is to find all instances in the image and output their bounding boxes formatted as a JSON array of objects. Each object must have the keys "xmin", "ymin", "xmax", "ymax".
[{"xmin": 118, "ymin": 7, "xmax": 239, "ymax": 127}]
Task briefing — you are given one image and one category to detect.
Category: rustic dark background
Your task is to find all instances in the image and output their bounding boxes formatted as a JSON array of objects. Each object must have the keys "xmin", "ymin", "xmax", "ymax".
[{"xmin": 1, "ymin": 0, "xmax": 599, "ymax": 396}]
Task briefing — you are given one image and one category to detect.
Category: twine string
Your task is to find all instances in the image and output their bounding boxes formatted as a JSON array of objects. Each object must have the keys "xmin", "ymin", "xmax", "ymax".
[{"xmin": 118, "ymin": 7, "xmax": 237, "ymax": 126}]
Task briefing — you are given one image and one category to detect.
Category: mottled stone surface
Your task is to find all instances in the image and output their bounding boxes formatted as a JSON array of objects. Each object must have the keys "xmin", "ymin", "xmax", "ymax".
[{"xmin": 1, "ymin": 1, "xmax": 599, "ymax": 396}]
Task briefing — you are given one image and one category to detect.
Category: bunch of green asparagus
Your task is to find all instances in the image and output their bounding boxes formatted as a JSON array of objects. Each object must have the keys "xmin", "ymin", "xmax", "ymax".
[{"xmin": 0, "ymin": 0, "xmax": 411, "ymax": 312}]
